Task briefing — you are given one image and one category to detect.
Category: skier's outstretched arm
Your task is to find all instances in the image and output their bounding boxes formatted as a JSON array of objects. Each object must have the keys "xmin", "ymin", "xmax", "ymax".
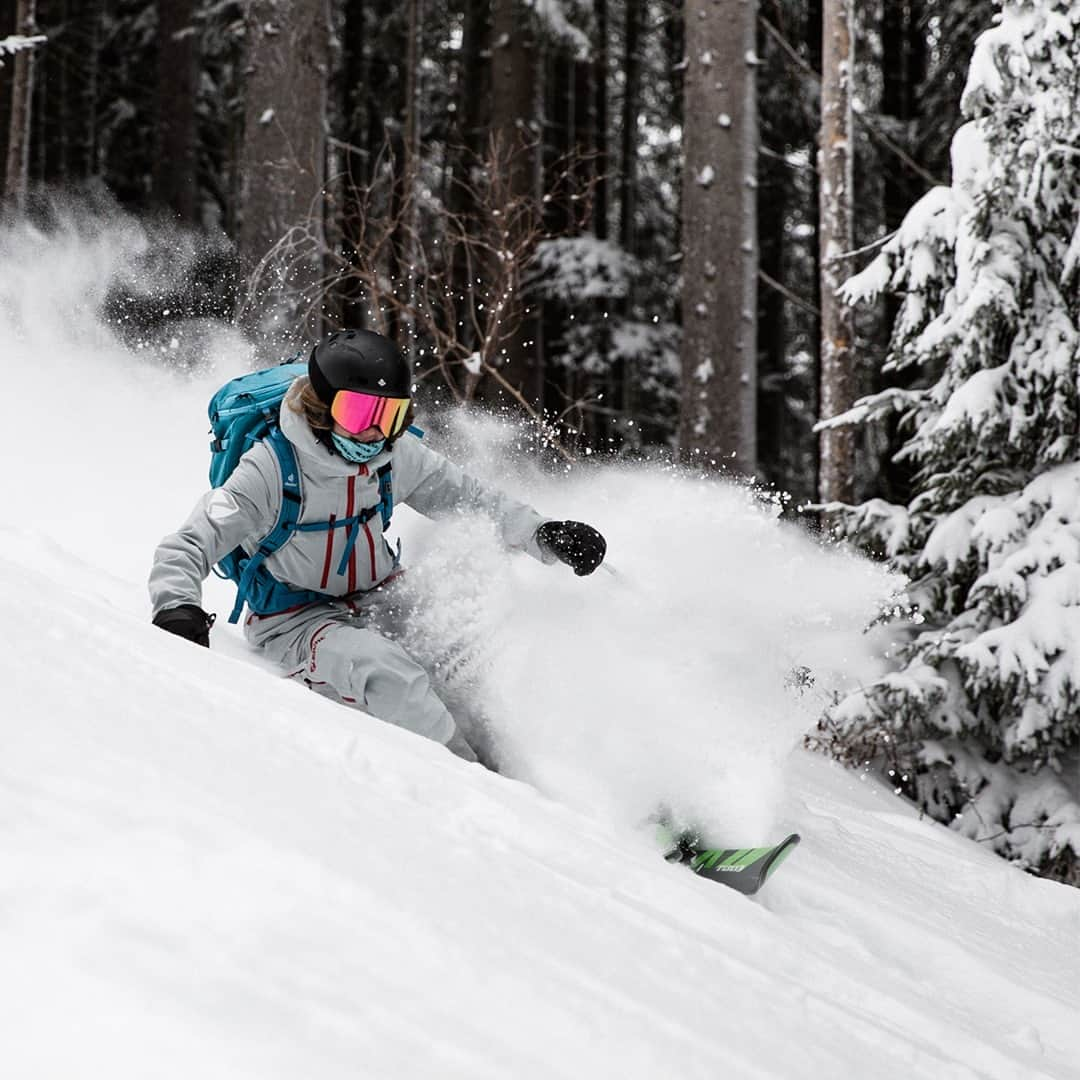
[
  {"xmin": 148, "ymin": 451, "xmax": 276, "ymax": 638},
  {"xmin": 393, "ymin": 434, "xmax": 550, "ymax": 556},
  {"xmin": 393, "ymin": 434, "xmax": 606, "ymax": 575}
]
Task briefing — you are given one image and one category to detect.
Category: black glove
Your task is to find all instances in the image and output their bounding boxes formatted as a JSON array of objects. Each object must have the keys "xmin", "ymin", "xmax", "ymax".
[
  {"xmin": 152, "ymin": 604, "xmax": 216, "ymax": 647},
  {"xmin": 536, "ymin": 520, "xmax": 607, "ymax": 576}
]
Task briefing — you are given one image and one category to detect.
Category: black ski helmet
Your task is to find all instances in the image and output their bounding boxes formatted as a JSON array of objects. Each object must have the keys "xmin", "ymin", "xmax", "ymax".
[{"xmin": 308, "ymin": 329, "xmax": 412, "ymax": 404}]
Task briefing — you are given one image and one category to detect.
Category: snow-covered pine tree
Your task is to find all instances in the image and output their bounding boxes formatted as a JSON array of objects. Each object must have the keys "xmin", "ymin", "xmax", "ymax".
[{"xmin": 818, "ymin": 0, "xmax": 1080, "ymax": 883}]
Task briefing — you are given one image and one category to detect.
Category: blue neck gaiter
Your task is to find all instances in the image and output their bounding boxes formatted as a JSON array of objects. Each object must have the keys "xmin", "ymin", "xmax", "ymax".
[{"xmin": 331, "ymin": 433, "xmax": 386, "ymax": 463}]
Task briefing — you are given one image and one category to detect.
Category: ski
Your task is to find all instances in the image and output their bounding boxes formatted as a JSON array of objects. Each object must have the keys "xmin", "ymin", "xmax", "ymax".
[
  {"xmin": 655, "ymin": 821, "xmax": 801, "ymax": 897},
  {"xmin": 687, "ymin": 834, "xmax": 801, "ymax": 896}
]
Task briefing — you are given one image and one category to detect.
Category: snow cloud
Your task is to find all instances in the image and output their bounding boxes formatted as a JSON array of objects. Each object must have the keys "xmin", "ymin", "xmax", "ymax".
[
  {"xmin": 395, "ymin": 414, "xmax": 900, "ymax": 843},
  {"xmin": 0, "ymin": 203, "xmax": 900, "ymax": 849}
]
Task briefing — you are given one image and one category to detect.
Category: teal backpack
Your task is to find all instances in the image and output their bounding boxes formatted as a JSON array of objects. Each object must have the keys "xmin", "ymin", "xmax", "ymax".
[{"xmin": 207, "ymin": 361, "xmax": 395, "ymax": 623}]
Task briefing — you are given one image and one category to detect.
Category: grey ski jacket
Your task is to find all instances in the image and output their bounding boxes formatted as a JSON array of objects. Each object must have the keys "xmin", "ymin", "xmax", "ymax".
[{"xmin": 149, "ymin": 377, "xmax": 552, "ymax": 643}]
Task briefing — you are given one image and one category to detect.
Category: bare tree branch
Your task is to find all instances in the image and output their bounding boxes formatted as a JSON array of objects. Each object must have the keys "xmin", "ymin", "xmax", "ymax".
[{"xmin": 244, "ymin": 134, "xmax": 598, "ymax": 463}]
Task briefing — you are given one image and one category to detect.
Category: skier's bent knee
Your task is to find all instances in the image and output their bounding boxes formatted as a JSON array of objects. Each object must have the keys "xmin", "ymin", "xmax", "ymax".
[{"xmin": 445, "ymin": 727, "xmax": 478, "ymax": 763}]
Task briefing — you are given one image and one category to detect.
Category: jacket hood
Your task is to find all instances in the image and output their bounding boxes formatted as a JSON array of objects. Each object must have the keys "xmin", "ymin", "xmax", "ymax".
[{"xmin": 280, "ymin": 377, "xmax": 391, "ymax": 479}]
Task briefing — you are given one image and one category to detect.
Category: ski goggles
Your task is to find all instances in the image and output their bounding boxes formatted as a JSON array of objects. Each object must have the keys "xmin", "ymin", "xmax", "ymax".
[{"xmin": 330, "ymin": 389, "xmax": 411, "ymax": 439}]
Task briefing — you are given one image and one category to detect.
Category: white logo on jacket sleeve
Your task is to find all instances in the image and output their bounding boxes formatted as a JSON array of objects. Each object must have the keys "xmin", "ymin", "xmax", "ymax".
[{"xmin": 206, "ymin": 489, "xmax": 241, "ymax": 521}]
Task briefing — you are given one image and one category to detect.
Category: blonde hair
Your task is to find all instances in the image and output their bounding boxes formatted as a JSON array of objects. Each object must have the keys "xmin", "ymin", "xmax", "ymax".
[{"xmin": 287, "ymin": 376, "xmax": 333, "ymax": 433}]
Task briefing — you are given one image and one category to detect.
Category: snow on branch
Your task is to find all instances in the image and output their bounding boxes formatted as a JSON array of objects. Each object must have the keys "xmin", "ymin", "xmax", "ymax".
[
  {"xmin": 0, "ymin": 35, "xmax": 47, "ymax": 65},
  {"xmin": 525, "ymin": 236, "xmax": 637, "ymax": 303},
  {"xmin": 815, "ymin": 386, "xmax": 923, "ymax": 431},
  {"xmin": 527, "ymin": 0, "xmax": 591, "ymax": 58}
]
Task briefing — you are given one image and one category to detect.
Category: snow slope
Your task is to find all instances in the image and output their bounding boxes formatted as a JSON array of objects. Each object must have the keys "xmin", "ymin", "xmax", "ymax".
[{"xmin": 3, "ymin": 211, "xmax": 1079, "ymax": 1079}]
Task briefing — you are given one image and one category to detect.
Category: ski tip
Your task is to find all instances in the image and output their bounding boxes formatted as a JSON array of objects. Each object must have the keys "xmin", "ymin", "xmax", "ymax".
[
  {"xmin": 690, "ymin": 832, "xmax": 802, "ymax": 897},
  {"xmin": 766, "ymin": 831, "xmax": 800, "ymax": 866},
  {"xmin": 751, "ymin": 833, "xmax": 801, "ymax": 894}
]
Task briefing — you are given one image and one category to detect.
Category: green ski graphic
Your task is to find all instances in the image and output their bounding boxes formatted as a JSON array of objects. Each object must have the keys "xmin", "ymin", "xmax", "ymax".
[
  {"xmin": 655, "ymin": 821, "xmax": 801, "ymax": 897},
  {"xmin": 688, "ymin": 834, "xmax": 800, "ymax": 895}
]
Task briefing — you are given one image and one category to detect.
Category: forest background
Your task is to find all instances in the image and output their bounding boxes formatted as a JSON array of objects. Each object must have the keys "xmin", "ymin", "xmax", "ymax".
[{"xmin": 0, "ymin": 0, "xmax": 982, "ymax": 501}]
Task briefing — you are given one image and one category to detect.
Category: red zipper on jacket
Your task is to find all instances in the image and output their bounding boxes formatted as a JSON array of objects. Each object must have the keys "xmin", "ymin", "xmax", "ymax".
[
  {"xmin": 346, "ymin": 475, "xmax": 358, "ymax": 592},
  {"xmin": 320, "ymin": 513, "xmax": 337, "ymax": 590}
]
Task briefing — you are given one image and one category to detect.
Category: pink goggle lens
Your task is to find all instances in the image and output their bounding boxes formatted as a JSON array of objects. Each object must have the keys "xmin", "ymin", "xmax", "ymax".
[{"xmin": 330, "ymin": 390, "xmax": 411, "ymax": 438}]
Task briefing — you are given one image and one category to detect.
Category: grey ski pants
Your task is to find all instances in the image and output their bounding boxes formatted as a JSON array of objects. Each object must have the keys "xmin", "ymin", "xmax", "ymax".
[{"xmin": 244, "ymin": 582, "xmax": 478, "ymax": 761}]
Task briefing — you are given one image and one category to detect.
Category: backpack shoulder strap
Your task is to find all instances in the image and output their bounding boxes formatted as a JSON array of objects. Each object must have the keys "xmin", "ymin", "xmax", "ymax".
[
  {"xmin": 371, "ymin": 426, "xmax": 420, "ymax": 531},
  {"xmin": 227, "ymin": 425, "xmax": 303, "ymax": 623},
  {"xmin": 375, "ymin": 459, "xmax": 394, "ymax": 530}
]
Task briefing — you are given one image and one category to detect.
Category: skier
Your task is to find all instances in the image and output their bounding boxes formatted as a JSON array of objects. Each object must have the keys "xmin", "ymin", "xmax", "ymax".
[{"xmin": 148, "ymin": 329, "xmax": 606, "ymax": 763}]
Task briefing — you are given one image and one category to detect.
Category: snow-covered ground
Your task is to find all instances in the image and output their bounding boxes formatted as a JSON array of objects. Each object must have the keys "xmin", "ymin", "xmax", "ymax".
[{"xmin": 3, "ymin": 212, "xmax": 1079, "ymax": 1079}]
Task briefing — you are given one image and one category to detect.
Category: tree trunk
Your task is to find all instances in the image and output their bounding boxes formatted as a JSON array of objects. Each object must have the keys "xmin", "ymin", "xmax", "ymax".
[
  {"xmin": 489, "ymin": 0, "xmax": 543, "ymax": 407},
  {"xmin": 456, "ymin": 0, "xmax": 489, "ymax": 161},
  {"xmin": 618, "ymin": 0, "xmax": 640, "ymax": 256},
  {"xmin": 584, "ymin": 0, "xmax": 607, "ymax": 446},
  {"xmin": 678, "ymin": 0, "xmax": 758, "ymax": 473},
  {"xmin": 400, "ymin": 0, "xmax": 423, "ymax": 349},
  {"xmin": 339, "ymin": 0, "xmax": 368, "ymax": 328},
  {"xmin": 239, "ymin": 0, "xmax": 330, "ymax": 344},
  {"xmin": 154, "ymin": 0, "xmax": 199, "ymax": 222},
  {"xmin": 757, "ymin": 147, "xmax": 787, "ymax": 488},
  {"xmin": 818, "ymin": 0, "xmax": 855, "ymax": 503},
  {"xmin": 593, "ymin": 0, "xmax": 608, "ymax": 241},
  {"xmin": 806, "ymin": 0, "xmax": 823, "ymax": 496},
  {"xmin": 0, "ymin": 0, "xmax": 13, "ymax": 173},
  {"xmin": 79, "ymin": 0, "xmax": 102, "ymax": 180},
  {"xmin": 547, "ymin": 48, "xmax": 574, "ymax": 233},
  {"xmin": 5, "ymin": 0, "xmax": 38, "ymax": 208},
  {"xmin": 446, "ymin": 0, "xmax": 489, "ymax": 356},
  {"xmin": 403, "ymin": 0, "xmax": 421, "ymax": 219},
  {"xmin": 611, "ymin": 0, "xmax": 645, "ymax": 430},
  {"xmin": 37, "ymin": 0, "xmax": 63, "ymax": 181}
]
